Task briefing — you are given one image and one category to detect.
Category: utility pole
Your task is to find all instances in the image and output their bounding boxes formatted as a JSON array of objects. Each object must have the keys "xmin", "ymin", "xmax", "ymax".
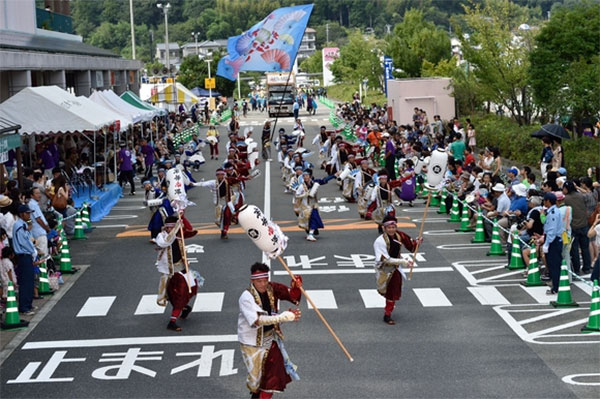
[
  {"xmin": 149, "ymin": 30, "xmax": 154, "ymax": 61},
  {"xmin": 325, "ymin": 23, "xmax": 329, "ymax": 44},
  {"xmin": 206, "ymin": 58, "xmax": 212, "ymax": 100},
  {"xmin": 157, "ymin": 3, "xmax": 171, "ymax": 75},
  {"xmin": 191, "ymin": 32, "xmax": 199, "ymax": 56},
  {"xmin": 129, "ymin": 0, "xmax": 136, "ymax": 59}
]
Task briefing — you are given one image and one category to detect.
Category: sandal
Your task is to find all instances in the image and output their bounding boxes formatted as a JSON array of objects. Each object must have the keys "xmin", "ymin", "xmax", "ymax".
[{"xmin": 383, "ymin": 315, "xmax": 396, "ymax": 325}]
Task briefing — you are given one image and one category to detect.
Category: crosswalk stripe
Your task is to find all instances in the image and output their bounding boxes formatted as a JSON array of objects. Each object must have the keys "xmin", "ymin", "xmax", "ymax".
[
  {"xmin": 467, "ymin": 286, "xmax": 510, "ymax": 305},
  {"xmin": 192, "ymin": 292, "xmax": 225, "ymax": 312},
  {"xmin": 77, "ymin": 296, "xmax": 116, "ymax": 317},
  {"xmin": 305, "ymin": 290, "xmax": 338, "ymax": 309},
  {"xmin": 413, "ymin": 288, "xmax": 453, "ymax": 307},
  {"xmin": 134, "ymin": 295, "xmax": 166, "ymax": 315},
  {"xmin": 520, "ymin": 286, "xmax": 551, "ymax": 304},
  {"xmin": 358, "ymin": 289, "xmax": 385, "ymax": 308}
]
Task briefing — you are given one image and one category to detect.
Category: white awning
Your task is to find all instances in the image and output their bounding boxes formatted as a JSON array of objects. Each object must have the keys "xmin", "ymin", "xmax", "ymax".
[{"xmin": 0, "ymin": 86, "xmax": 116, "ymax": 134}]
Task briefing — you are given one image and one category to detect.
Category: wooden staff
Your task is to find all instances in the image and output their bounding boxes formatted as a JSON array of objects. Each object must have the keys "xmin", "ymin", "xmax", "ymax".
[
  {"xmin": 176, "ymin": 209, "xmax": 192, "ymax": 293},
  {"xmin": 409, "ymin": 191, "xmax": 431, "ymax": 280},
  {"xmin": 277, "ymin": 256, "xmax": 354, "ymax": 363}
]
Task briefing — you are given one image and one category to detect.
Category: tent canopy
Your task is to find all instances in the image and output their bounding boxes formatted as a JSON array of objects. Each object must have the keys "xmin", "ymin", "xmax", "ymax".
[
  {"xmin": 191, "ymin": 87, "xmax": 222, "ymax": 97},
  {"xmin": 90, "ymin": 90, "xmax": 153, "ymax": 124},
  {"xmin": 140, "ymin": 83, "xmax": 200, "ymax": 112},
  {"xmin": 120, "ymin": 91, "xmax": 167, "ymax": 117},
  {"xmin": 0, "ymin": 86, "xmax": 116, "ymax": 134},
  {"xmin": 76, "ymin": 96, "xmax": 131, "ymax": 132}
]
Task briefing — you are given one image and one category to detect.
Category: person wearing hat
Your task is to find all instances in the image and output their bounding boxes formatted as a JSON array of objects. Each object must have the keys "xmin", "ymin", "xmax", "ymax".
[
  {"xmin": 118, "ymin": 141, "xmax": 136, "ymax": 196},
  {"xmin": 355, "ymin": 159, "xmax": 377, "ymax": 218},
  {"xmin": 147, "ymin": 183, "xmax": 175, "ymax": 242},
  {"xmin": 373, "ymin": 215, "xmax": 419, "ymax": 325},
  {"xmin": 506, "ymin": 167, "xmax": 520, "ymax": 186},
  {"xmin": 325, "ymin": 136, "xmax": 344, "ymax": 176},
  {"xmin": 537, "ymin": 193, "xmax": 564, "ymax": 295},
  {"xmin": 238, "ymin": 262, "xmax": 302, "ymax": 398},
  {"xmin": 294, "ymin": 169, "xmax": 334, "ymax": 241},
  {"xmin": 563, "ymin": 180, "xmax": 592, "ymax": 275},
  {"xmin": 12, "ymin": 204, "xmax": 42, "ymax": 315}
]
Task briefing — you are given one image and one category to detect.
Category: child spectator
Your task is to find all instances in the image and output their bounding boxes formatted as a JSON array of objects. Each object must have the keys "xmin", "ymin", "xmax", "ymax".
[
  {"xmin": 47, "ymin": 219, "xmax": 60, "ymax": 259},
  {"xmin": 0, "ymin": 246, "xmax": 17, "ymax": 304}
]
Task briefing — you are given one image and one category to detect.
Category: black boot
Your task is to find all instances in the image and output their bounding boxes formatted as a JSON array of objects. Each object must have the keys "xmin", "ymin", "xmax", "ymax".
[
  {"xmin": 181, "ymin": 305, "xmax": 192, "ymax": 320},
  {"xmin": 167, "ymin": 321, "xmax": 182, "ymax": 331}
]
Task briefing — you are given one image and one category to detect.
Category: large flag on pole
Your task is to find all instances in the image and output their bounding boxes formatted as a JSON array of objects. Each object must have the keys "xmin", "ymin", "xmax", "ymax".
[{"xmin": 216, "ymin": 4, "xmax": 314, "ymax": 81}]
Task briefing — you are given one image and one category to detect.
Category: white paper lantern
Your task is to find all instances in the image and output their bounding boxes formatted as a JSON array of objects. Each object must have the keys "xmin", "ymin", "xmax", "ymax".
[
  {"xmin": 238, "ymin": 205, "xmax": 288, "ymax": 258},
  {"xmin": 425, "ymin": 148, "xmax": 448, "ymax": 190}
]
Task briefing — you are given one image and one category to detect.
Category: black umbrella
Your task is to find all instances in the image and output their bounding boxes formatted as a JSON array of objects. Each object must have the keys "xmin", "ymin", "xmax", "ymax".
[{"xmin": 530, "ymin": 124, "xmax": 571, "ymax": 140}]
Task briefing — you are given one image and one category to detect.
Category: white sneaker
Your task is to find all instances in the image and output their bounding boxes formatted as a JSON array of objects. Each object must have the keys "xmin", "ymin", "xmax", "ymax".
[{"xmin": 306, "ymin": 235, "xmax": 316, "ymax": 242}]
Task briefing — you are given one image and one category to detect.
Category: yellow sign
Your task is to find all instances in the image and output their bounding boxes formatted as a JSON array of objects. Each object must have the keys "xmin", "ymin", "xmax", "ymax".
[{"xmin": 204, "ymin": 78, "xmax": 216, "ymax": 89}]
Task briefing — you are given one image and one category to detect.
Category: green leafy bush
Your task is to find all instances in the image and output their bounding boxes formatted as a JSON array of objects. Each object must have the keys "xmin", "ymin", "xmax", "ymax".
[{"xmin": 467, "ymin": 114, "xmax": 600, "ymax": 178}]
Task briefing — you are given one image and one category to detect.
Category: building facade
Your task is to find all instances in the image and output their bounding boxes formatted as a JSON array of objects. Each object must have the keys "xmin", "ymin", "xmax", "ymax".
[
  {"xmin": 296, "ymin": 27, "xmax": 316, "ymax": 62},
  {"xmin": 0, "ymin": 0, "xmax": 143, "ymax": 102}
]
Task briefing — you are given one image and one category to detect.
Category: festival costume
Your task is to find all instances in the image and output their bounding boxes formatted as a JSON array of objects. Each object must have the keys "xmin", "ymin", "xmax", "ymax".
[
  {"xmin": 195, "ymin": 177, "xmax": 234, "ymax": 237},
  {"xmin": 238, "ymin": 280, "xmax": 301, "ymax": 397},
  {"xmin": 366, "ymin": 179, "xmax": 402, "ymax": 225},
  {"xmin": 295, "ymin": 176, "xmax": 334, "ymax": 239},
  {"xmin": 148, "ymin": 197, "xmax": 174, "ymax": 239},
  {"xmin": 355, "ymin": 167, "xmax": 376, "ymax": 218},
  {"xmin": 154, "ymin": 222, "xmax": 184, "ymax": 306},
  {"xmin": 373, "ymin": 230, "xmax": 417, "ymax": 322},
  {"xmin": 339, "ymin": 160, "xmax": 359, "ymax": 202}
]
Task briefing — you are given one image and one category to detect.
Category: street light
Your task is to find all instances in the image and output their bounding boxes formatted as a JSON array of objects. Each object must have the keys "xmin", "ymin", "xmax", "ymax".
[
  {"xmin": 157, "ymin": 3, "xmax": 171, "ymax": 75},
  {"xmin": 191, "ymin": 32, "xmax": 199, "ymax": 56}
]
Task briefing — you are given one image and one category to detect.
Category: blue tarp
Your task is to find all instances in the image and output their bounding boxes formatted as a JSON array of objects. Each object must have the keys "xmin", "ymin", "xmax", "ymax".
[
  {"xmin": 190, "ymin": 87, "xmax": 222, "ymax": 97},
  {"xmin": 72, "ymin": 183, "xmax": 122, "ymax": 222}
]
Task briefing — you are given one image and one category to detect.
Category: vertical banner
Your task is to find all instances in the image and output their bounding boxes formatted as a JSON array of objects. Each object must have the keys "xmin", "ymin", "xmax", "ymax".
[
  {"xmin": 383, "ymin": 56, "xmax": 394, "ymax": 97},
  {"xmin": 322, "ymin": 47, "xmax": 340, "ymax": 87}
]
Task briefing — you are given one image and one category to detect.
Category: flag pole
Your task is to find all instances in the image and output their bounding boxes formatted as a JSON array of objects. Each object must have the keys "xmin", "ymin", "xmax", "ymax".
[
  {"xmin": 408, "ymin": 192, "xmax": 431, "ymax": 280},
  {"xmin": 237, "ymin": 72, "xmax": 241, "ymax": 100},
  {"xmin": 277, "ymin": 256, "xmax": 354, "ymax": 362},
  {"xmin": 269, "ymin": 24, "xmax": 310, "ymax": 144}
]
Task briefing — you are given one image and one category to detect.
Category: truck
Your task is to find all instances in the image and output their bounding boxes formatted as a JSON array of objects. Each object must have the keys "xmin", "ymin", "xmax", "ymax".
[{"xmin": 266, "ymin": 72, "xmax": 296, "ymax": 118}]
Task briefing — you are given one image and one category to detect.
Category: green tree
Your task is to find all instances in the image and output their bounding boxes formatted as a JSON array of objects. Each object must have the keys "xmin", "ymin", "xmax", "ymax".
[
  {"xmin": 528, "ymin": 3, "xmax": 600, "ymax": 132},
  {"xmin": 299, "ymin": 51, "xmax": 323, "ymax": 73},
  {"xmin": 385, "ymin": 9, "xmax": 451, "ymax": 77},
  {"xmin": 177, "ymin": 52, "xmax": 238, "ymax": 97},
  {"xmin": 330, "ymin": 31, "xmax": 383, "ymax": 90},
  {"xmin": 455, "ymin": 0, "xmax": 537, "ymax": 126}
]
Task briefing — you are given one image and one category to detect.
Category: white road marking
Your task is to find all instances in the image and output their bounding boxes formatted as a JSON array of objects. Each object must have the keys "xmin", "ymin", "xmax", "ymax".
[
  {"xmin": 494, "ymin": 303, "xmax": 600, "ymax": 345},
  {"xmin": 358, "ymin": 289, "xmax": 385, "ymax": 308},
  {"xmin": 574, "ymin": 281, "xmax": 593, "ymax": 296},
  {"xmin": 562, "ymin": 373, "xmax": 600, "ymax": 386},
  {"xmin": 76, "ymin": 296, "xmax": 116, "ymax": 317},
  {"xmin": 467, "ymin": 286, "xmax": 510, "ymax": 305},
  {"xmin": 436, "ymin": 243, "xmax": 490, "ymax": 250},
  {"xmin": 272, "ymin": 267, "xmax": 453, "ymax": 275},
  {"xmin": 424, "ymin": 229, "xmax": 470, "ymax": 236},
  {"xmin": 95, "ymin": 224, "xmax": 128, "ymax": 229},
  {"xmin": 103, "ymin": 215, "xmax": 138, "ymax": 220},
  {"xmin": 134, "ymin": 295, "xmax": 166, "ymax": 315},
  {"xmin": 401, "ymin": 208, "xmax": 431, "ymax": 213},
  {"xmin": 413, "ymin": 288, "xmax": 453, "ymax": 307},
  {"xmin": 192, "ymin": 292, "xmax": 225, "ymax": 312},
  {"xmin": 412, "ymin": 217, "xmax": 451, "ymax": 223},
  {"xmin": 22, "ymin": 335, "xmax": 239, "ymax": 350},
  {"xmin": 519, "ymin": 309, "xmax": 578, "ymax": 325},
  {"xmin": 520, "ymin": 286, "xmax": 552, "ymax": 304},
  {"xmin": 305, "ymin": 290, "xmax": 338, "ymax": 309}
]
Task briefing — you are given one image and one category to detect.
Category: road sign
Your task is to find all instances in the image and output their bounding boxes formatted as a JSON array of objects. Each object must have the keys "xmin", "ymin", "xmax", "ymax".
[{"xmin": 204, "ymin": 78, "xmax": 216, "ymax": 89}]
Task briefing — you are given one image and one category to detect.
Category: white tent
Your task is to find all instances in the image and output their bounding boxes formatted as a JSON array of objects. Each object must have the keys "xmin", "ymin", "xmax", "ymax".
[
  {"xmin": 140, "ymin": 83, "xmax": 200, "ymax": 112},
  {"xmin": 76, "ymin": 96, "xmax": 131, "ymax": 132},
  {"xmin": 89, "ymin": 90, "xmax": 146, "ymax": 125},
  {"xmin": 0, "ymin": 86, "xmax": 116, "ymax": 134},
  {"xmin": 102, "ymin": 90, "xmax": 154, "ymax": 122}
]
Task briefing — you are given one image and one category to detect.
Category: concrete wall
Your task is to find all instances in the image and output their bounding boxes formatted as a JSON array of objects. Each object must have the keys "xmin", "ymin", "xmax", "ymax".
[
  {"xmin": 387, "ymin": 78, "xmax": 455, "ymax": 126},
  {"xmin": 0, "ymin": 0, "xmax": 36, "ymax": 33}
]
